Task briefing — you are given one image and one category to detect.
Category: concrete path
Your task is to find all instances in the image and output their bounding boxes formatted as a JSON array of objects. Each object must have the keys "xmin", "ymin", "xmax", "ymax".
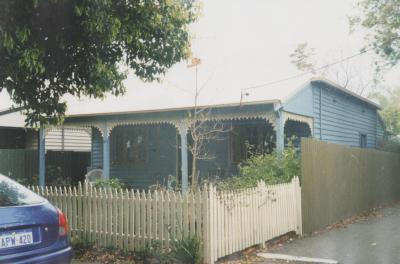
[{"xmin": 261, "ymin": 203, "xmax": 400, "ymax": 264}]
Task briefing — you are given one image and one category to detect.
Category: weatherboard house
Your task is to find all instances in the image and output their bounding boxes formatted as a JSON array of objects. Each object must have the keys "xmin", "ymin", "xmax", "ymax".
[{"xmin": 37, "ymin": 77, "xmax": 384, "ymax": 189}]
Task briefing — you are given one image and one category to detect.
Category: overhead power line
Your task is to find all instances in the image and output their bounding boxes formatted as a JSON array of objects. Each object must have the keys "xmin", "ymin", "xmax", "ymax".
[{"xmin": 241, "ymin": 47, "xmax": 374, "ymax": 92}]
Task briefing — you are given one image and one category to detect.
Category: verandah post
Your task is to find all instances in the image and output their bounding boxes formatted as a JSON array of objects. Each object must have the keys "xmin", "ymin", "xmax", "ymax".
[
  {"xmin": 177, "ymin": 122, "xmax": 189, "ymax": 192},
  {"xmin": 39, "ymin": 128, "xmax": 46, "ymax": 186},
  {"xmin": 102, "ymin": 122, "xmax": 110, "ymax": 180},
  {"xmin": 294, "ymin": 176, "xmax": 303, "ymax": 235},
  {"xmin": 275, "ymin": 108, "xmax": 285, "ymax": 153}
]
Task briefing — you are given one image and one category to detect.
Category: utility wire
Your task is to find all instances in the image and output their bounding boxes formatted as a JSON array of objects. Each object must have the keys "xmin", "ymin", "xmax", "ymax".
[
  {"xmin": 241, "ymin": 47, "xmax": 374, "ymax": 92},
  {"xmin": 166, "ymin": 80, "xmax": 195, "ymax": 95}
]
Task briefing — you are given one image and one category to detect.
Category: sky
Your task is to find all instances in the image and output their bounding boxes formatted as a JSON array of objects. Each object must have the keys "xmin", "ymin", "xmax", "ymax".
[{"xmin": 1, "ymin": 0, "xmax": 399, "ymax": 115}]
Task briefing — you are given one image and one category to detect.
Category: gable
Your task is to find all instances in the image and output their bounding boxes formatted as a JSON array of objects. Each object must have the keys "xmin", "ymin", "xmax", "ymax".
[{"xmin": 282, "ymin": 83, "xmax": 314, "ymax": 117}]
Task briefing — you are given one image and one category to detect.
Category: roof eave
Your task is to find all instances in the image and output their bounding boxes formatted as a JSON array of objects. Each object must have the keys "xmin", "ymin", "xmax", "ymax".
[
  {"xmin": 66, "ymin": 99, "xmax": 280, "ymax": 118},
  {"xmin": 310, "ymin": 77, "xmax": 381, "ymax": 109}
]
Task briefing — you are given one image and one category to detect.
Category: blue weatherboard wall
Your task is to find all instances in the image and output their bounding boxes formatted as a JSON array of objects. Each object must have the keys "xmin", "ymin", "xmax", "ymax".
[
  {"xmin": 91, "ymin": 124, "xmax": 177, "ymax": 189},
  {"xmin": 283, "ymin": 82, "xmax": 383, "ymax": 148},
  {"xmin": 310, "ymin": 83, "xmax": 380, "ymax": 148},
  {"xmin": 283, "ymin": 84, "xmax": 314, "ymax": 117},
  {"xmin": 91, "ymin": 127, "xmax": 103, "ymax": 168}
]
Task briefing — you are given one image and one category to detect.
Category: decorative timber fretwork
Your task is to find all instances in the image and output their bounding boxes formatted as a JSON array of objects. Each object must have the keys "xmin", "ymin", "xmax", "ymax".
[
  {"xmin": 283, "ymin": 111, "xmax": 314, "ymax": 135},
  {"xmin": 61, "ymin": 111, "xmax": 278, "ymax": 138}
]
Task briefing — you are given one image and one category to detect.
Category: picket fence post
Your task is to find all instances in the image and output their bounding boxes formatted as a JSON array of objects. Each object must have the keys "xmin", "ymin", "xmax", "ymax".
[
  {"xmin": 294, "ymin": 176, "xmax": 303, "ymax": 235},
  {"xmin": 203, "ymin": 183, "xmax": 215, "ymax": 264}
]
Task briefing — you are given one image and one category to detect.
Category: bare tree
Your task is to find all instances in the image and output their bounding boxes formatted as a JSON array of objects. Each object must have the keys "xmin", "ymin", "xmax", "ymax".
[
  {"xmin": 186, "ymin": 109, "xmax": 227, "ymax": 188},
  {"xmin": 186, "ymin": 57, "xmax": 229, "ymax": 189},
  {"xmin": 289, "ymin": 43, "xmax": 374, "ymax": 95},
  {"xmin": 318, "ymin": 51, "xmax": 373, "ymax": 95}
]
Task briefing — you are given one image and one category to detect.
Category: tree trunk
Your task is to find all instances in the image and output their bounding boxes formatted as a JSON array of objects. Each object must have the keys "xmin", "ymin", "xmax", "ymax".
[
  {"xmin": 191, "ymin": 158, "xmax": 198, "ymax": 189},
  {"xmin": 191, "ymin": 143, "xmax": 198, "ymax": 189}
]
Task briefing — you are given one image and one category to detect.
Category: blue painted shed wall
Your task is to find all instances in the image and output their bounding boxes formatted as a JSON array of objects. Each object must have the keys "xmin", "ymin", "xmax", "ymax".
[{"xmin": 311, "ymin": 83, "xmax": 379, "ymax": 148}]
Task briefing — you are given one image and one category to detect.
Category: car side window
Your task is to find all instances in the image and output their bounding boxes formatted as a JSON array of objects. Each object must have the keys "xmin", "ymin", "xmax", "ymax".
[{"xmin": 0, "ymin": 174, "xmax": 45, "ymax": 207}]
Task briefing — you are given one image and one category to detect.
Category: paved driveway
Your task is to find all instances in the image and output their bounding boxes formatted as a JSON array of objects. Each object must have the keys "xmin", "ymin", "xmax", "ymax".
[{"xmin": 260, "ymin": 203, "xmax": 400, "ymax": 264}]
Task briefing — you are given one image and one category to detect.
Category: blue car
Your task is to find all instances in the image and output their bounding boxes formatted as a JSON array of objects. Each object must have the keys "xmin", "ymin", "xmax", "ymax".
[{"xmin": 0, "ymin": 174, "xmax": 72, "ymax": 264}]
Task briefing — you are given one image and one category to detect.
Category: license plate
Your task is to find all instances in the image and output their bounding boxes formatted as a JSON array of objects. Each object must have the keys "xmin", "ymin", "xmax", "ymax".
[{"xmin": 0, "ymin": 230, "xmax": 33, "ymax": 249}]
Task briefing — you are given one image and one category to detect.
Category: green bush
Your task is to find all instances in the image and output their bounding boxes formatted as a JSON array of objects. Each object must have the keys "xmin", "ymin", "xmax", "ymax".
[
  {"xmin": 93, "ymin": 178, "xmax": 125, "ymax": 190},
  {"xmin": 377, "ymin": 137, "xmax": 400, "ymax": 153},
  {"xmin": 148, "ymin": 175, "xmax": 181, "ymax": 192},
  {"xmin": 221, "ymin": 141, "xmax": 300, "ymax": 190},
  {"xmin": 170, "ymin": 235, "xmax": 202, "ymax": 264}
]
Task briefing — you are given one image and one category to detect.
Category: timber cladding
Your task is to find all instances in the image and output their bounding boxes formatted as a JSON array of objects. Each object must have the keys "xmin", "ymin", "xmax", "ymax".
[{"xmin": 301, "ymin": 138, "xmax": 400, "ymax": 234}]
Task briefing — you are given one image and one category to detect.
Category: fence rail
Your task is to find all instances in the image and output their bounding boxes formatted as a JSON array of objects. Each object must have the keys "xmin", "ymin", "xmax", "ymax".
[{"xmin": 31, "ymin": 177, "xmax": 301, "ymax": 263}]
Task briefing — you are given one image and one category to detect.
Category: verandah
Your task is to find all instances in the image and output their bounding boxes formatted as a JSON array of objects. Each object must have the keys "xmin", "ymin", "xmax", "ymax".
[{"xmin": 37, "ymin": 106, "xmax": 313, "ymax": 189}]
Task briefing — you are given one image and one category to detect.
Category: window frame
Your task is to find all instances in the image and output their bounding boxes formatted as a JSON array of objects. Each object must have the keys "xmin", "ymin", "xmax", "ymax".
[{"xmin": 359, "ymin": 133, "xmax": 367, "ymax": 148}]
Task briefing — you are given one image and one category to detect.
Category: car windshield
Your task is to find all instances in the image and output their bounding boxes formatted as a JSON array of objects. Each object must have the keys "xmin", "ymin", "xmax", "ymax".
[{"xmin": 0, "ymin": 174, "xmax": 45, "ymax": 207}]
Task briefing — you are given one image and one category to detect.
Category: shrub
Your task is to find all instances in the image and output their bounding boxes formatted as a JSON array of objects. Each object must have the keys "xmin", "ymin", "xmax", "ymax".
[
  {"xmin": 93, "ymin": 178, "xmax": 125, "ymax": 190},
  {"xmin": 148, "ymin": 174, "xmax": 181, "ymax": 192},
  {"xmin": 377, "ymin": 136, "xmax": 400, "ymax": 153},
  {"xmin": 220, "ymin": 141, "xmax": 300, "ymax": 190},
  {"xmin": 170, "ymin": 235, "xmax": 202, "ymax": 264}
]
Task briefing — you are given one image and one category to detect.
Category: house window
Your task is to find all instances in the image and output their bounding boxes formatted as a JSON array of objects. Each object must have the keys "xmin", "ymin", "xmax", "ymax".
[
  {"xmin": 111, "ymin": 127, "xmax": 148, "ymax": 165},
  {"xmin": 359, "ymin": 134, "xmax": 367, "ymax": 148}
]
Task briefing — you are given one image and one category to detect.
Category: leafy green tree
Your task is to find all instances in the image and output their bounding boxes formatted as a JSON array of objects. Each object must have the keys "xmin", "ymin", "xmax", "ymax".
[
  {"xmin": 351, "ymin": 0, "xmax": 400, "ymax": 67},
  {"xmin": 369, "ymin": 86, "xmax": 400, "ymax": 136},
  {"xmin": 0, "ymin": 0, "xmax": 197, "ymax": 125},
  {"xmin": 289, "ymin": 42, "xmax": 316, "ymax": 73}
]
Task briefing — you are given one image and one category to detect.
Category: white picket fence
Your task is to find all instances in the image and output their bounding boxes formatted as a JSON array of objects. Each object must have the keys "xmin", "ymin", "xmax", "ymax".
[
  {"xmin": 208, "ymin": 177, "xmax": 302, "ymax": 262},
  {"xmin": 30, "ymin": 177, "xmax": 301, "ymax": 263}
]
